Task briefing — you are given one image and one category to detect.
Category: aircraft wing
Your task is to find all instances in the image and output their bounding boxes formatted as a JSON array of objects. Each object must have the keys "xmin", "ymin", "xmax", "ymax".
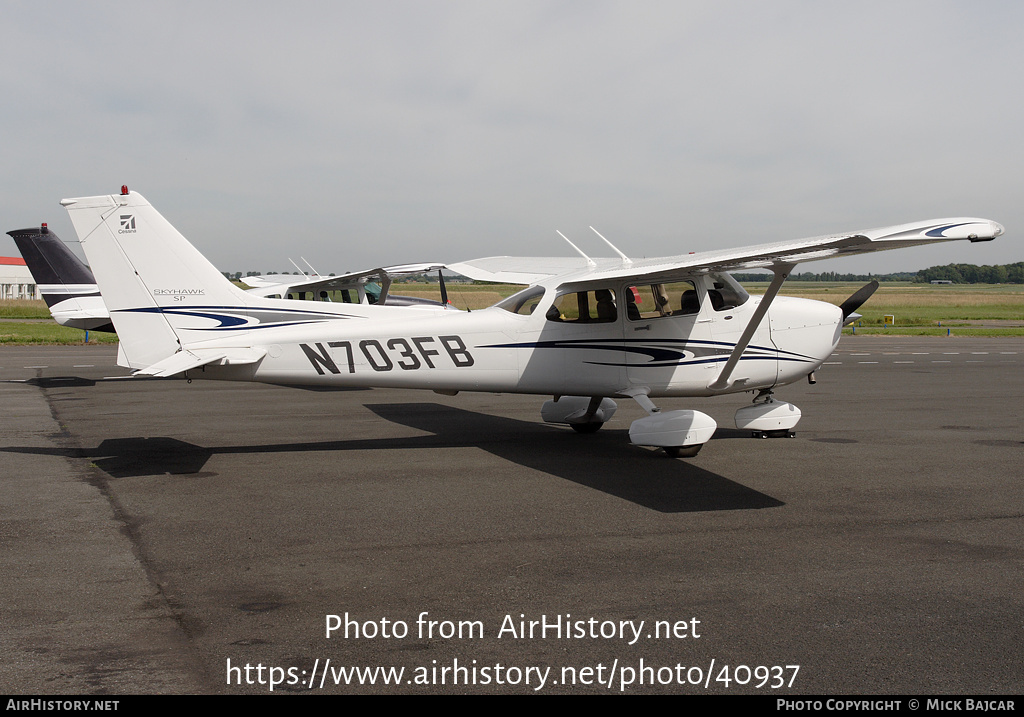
[
  {"xmin": 245, "ymin": 263, "xmax": 448, "ymax": 295},
  {"xmin": 451, "ymin": 218, "xmax": 1004, "ymax": 286},
  {"xmin": 446, "ymin": 256, "xmax": 609, "ymax": 284}
]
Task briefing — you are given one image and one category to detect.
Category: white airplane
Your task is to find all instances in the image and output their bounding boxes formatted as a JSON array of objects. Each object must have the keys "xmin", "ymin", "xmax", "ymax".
[
  {"xmin": 61, "ymin": 187, "xmax": 1004, "ymax": 457},
  {"xmin": 8, "ymin": 223, "xmax": 454, "ymax": 334}
]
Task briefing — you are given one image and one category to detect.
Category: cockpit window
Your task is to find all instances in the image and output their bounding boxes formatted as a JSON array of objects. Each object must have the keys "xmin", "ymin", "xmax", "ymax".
[
  {"xmin": 626, "ymin": 281, "xmax": 700, "ymax": 320},
  {"xmin": 495, "ymin": 286, "xmax": 546, "ymax": 315},
  {"xmin": 315, "ymin": 288, "xmax": 360, "ymax": 303},
  {"xmin": 546, "ymin": 289, "xmax": 617, "ymax": 323},
  {"xmin": 707, "ymin": 272, "xmax": 749, "ymax": 311}
]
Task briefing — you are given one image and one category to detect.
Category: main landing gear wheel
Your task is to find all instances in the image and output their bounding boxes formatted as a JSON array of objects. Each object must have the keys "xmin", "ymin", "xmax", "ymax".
[
  {"xmin": 664, "ymin": 444, "xmax": 702, "ymax": 458},
  {"xmin": 734, "ymin": 389, "xmax": 802, "ymax": 438},
  {"xmin": 570, "ymin": 422, "xmax": 603, "ymax": 434}
]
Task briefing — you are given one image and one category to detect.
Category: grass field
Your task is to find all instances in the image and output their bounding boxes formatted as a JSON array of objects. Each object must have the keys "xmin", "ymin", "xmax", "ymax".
[
  {"xmin": 740, "ymin": 281, "xmax": 1024, "ymax": 335},
  {"xmin": 1, "ymin": 281, "xmax": 1022, "ymax": 343},
  {"xmin": 0, "ymin": 300, "xmax": 52, "ymax": 320},
  {"xmin": 0, "ymin": 321, "xmax": 117, "ymax": 344},
  {"xmin": 409, "ymin": 281, "xmax": 1024, "ymax": 334},
  {"xmin": 392, "ymin": 283, "xmax": 519, "ymax": 310}
]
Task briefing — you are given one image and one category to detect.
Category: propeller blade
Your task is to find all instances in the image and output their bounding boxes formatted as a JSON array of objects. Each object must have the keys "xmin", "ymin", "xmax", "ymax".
[
  {"xmin": 438, "ymin": 269, "xmax": 449, "ymax": 305},
  {"xmin": 839, "ymin": 280, "xmax": 879, "ymax": 321}
]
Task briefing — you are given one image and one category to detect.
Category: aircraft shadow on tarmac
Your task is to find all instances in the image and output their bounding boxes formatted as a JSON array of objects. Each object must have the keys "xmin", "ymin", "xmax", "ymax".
[
  {"xmin": 4, "ymin": 402, "xmax": 782, "ymax": 514},
  {"xmin": 20, "ymin": 376, "xmax": 98, "ymax": 388},
  {"xmin": 363, "ymin": 403, "xmax": 784, "ymax": 513}
]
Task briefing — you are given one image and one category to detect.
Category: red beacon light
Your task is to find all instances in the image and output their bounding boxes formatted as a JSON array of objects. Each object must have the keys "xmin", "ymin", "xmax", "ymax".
[
  {"xmin": 121, "ymin": 185, "xmax": 129, "ymax": 196},
  {"xmin": 41, "ymin": 222, "xmax": 48, "ymax": 233}
]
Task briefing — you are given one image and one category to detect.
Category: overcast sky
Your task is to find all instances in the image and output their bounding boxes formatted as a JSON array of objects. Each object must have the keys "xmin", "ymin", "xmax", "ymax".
[{"xmin": 1, "ymin": 1, "xmax": 1020, "ymax": 276}]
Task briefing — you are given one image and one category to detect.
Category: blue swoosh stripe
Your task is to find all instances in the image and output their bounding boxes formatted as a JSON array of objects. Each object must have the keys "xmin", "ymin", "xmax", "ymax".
[{"xmin": 925, "ymin": 223, "xmax": 970, "ymax": 238}]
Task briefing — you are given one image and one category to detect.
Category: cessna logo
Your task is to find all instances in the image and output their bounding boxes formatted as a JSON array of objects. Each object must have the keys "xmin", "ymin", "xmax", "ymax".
[{"xmin": 118, "ymin": 215, "xmax": 137, "ymax": 234}]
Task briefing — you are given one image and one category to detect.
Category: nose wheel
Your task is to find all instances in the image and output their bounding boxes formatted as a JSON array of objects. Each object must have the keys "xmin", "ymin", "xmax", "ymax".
[
  {"xmin": 735, "ymin": 389, "xmax": 802, "ymax": 437},
  {"xmin": 752, "ymin": 429, "xmax": 796, "ymax": 439}
]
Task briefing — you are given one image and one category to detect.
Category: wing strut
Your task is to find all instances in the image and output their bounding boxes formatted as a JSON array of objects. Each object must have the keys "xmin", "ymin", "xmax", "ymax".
[{"xmin": 708, "ymin": 262, "xmax": 795, "ymax": 391}]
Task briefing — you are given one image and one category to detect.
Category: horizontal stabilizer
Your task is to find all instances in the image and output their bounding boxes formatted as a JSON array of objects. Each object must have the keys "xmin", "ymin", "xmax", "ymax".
[{"xmin": 134, "ymin": 348, "xmax": 267, "ymax": 378}]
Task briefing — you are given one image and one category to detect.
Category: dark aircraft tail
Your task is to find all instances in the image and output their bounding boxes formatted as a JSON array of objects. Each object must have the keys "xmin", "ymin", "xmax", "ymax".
[{"xmin": 7, "ymin": 224, "xmax": 114, "ymax": 332}]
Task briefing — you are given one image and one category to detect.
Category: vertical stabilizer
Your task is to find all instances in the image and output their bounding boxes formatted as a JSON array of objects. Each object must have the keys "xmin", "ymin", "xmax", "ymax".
[
  {"xmin": 62, "ymin": 190, "xmax": 256, "ymax": 368},
  {"xmin": 7, "ymin": 225, "xmax": 114, "ymax": 332}
]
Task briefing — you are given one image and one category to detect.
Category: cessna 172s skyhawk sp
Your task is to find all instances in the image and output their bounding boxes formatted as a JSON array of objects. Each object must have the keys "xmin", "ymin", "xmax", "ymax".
[{"xmin": 62, "ymin": 188, "xmax": 1003, "ymax": 457}]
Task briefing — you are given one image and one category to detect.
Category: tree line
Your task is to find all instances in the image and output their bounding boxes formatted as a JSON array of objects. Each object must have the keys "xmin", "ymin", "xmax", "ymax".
[
  {"xmin": 731, "ymin": 271, "xmax": 916, "ymax": 283},
  {"xmin": 914, "ymin": 263, "xmax": 1024, "ymax": 284},
  {"xmin": 732, "ymin": 264, "xmax": 1024, "ymax": 284}
]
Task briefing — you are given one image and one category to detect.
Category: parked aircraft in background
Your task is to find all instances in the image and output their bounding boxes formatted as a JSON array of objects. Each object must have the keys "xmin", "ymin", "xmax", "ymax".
[
  {"xmin": 8, "ymin": 224, "xmax": 453, "ymax": 334},
  {"xmin": 61, "ymin": 187, "xmax": 1003, "ymax": 456},
  {"xmin": 242, "ymin": 264, "xmax": 453, "ymax": 307},
  {"xmin": 8, "ymin": 224, "xmax": 113, "ymax": 332}
]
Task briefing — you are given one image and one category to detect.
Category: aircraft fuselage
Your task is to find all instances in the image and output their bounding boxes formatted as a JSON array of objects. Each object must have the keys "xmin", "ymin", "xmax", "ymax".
[{"xmin": 172, "ymin": 273, "xmax": 841, "ymax": 400}]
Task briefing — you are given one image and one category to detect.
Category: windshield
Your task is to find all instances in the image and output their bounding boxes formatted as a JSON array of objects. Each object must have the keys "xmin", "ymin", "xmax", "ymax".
[
  {"xmin": 495, "ymin": 286, "xmax": 545, "ymax": 315},
  {"xmin": 707, "ymin": 272, "xmax": 749, "ymax": 311}
]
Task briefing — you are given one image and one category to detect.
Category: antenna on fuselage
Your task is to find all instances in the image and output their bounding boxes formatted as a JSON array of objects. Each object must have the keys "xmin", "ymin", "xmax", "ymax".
[
  {"xmin": 556, "ymin": 231, "xmax": 596, "ymax": 268},
  {"xmin": 301, "ymin": 257, "xmax": 321, "ymax": 277},
  {"xmin": 590, "ymin": 226, "xmax": 632, "ymax": 266}
]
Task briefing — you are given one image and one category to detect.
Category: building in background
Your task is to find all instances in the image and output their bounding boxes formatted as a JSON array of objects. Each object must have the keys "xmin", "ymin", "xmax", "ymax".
[{"xmin": 0, "ymin": 257, "xmax": 40, "ymax": 300}]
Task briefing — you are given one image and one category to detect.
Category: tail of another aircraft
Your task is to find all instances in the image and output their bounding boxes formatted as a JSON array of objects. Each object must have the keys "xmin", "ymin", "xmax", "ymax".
[
  {"xmin": 62, "ymin": 188, "xmax": 264, "ymax": 368},
  {"xmin": 7, "ymin": 224, "xmax": 114, "ymax": 332}
]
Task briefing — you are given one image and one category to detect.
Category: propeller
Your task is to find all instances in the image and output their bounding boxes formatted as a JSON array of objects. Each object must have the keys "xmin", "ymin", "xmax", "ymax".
[
  {"xmin": 438, "ymin": 269, "xmax": 449, "ymax": 305},
  {"xmin": 838, "ymin": 280, "xmax": 879, "ymax": 324}
]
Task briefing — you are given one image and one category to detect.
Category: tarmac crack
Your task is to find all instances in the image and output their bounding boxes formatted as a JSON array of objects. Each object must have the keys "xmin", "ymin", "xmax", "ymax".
[{"xmin": 36, "ymin": 379, "xmax": 218, "ymax": 693}]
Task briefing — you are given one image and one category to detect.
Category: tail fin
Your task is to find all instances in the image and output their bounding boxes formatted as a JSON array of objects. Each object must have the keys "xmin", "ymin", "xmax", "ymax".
[
  {"xmin": 62, "ymin": 189, "xmax": 258, "ymax": 368},
  {"xmin": 7, "ymin": 224, "xmax": 114, "ymax": 332}
]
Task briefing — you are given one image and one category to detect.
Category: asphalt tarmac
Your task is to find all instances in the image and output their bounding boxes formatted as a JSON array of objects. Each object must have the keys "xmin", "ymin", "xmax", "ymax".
[{"xmin": 1, "ymin": 336, "xmax": 1022, "ymax": 695}]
